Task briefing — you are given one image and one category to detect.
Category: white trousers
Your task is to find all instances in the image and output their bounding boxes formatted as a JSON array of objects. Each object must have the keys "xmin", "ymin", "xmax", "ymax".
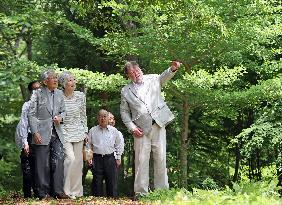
[
  {"xmin": 63, "ymin": 141, "xmax": 84, "ymax": 197},
  {"xmin": 134, "ymin": 124, "xmax": 169, "ymax": 194}
]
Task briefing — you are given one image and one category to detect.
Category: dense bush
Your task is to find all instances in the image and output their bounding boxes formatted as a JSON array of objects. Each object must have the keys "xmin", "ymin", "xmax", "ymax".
[{"xmin": 141, "ymin": 180, "xmax": 282, "ymax": 204}]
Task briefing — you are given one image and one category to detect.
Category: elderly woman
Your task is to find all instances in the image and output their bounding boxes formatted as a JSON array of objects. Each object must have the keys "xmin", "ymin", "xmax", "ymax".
[{"xmin": 58, "ymin": 71, "xmax": 88, "ymax": 199}]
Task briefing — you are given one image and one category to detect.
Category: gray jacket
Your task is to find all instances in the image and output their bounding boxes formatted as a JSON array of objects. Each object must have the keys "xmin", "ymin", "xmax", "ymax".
[
  {"xmin": 120, "ymin": 67, "xmax": 175, "ymax": 135},
  {"xmin": 28, "ymin": 87, "xmax": 65, "ymax": 145}
]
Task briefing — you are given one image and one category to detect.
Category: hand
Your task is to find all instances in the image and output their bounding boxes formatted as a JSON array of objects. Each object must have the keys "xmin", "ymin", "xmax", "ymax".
[
  {"xmin": 23, "ymin": 144, "xmax": 29, "ymax": 156},
  {"xmin": 53, "ymin": 116, "xmax": 62, "ymax": 125},
  {"xmin": 116, "ymin": 159, "xmax": 121, "ymax": 167},
  {"xmin": 84, "ymin": 135, "xmax": 89, "ymax": 143},
  {"xmin": 88, "ymin": 159, "xmax": 93, "ymax": 166},
  {"xmin": 33, "ymin": 132, "xmax": 42, "ymax": 144},
  {"xmin": 171, "ymin": 60, "xmax": 181, "ymax": 72},
  {"xmin": 132, "ymin": 127, "xmax": 144, "ymax": 138}
]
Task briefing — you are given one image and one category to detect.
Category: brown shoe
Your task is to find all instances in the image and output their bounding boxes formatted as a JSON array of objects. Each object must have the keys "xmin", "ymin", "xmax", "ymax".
[{"xmin": 56, "ymin": 192, "xmax": 70, "ymax": 199}]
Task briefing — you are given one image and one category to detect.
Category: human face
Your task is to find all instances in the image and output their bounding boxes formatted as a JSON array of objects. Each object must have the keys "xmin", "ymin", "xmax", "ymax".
[
  {"xmin": 127, "ymin": 66, "xmax": 143, "ymax": 84},
  {"xmin": 64, "ymin": 76, "xmax": 76, "ymax": 92},
  {"xmin": 32, "ymin": 82, "xmax": 41, "ymax": 90},
  {"xmin": 108, "ymin": 114, "xmax": 115, "ymax": 126},
  {"xmin": 98, "ymin": 112, "xmax": 109, "ymax": 128},
  {"xmin": 44, "ymin": 73, "xmax": 58, "ymax": 91}
]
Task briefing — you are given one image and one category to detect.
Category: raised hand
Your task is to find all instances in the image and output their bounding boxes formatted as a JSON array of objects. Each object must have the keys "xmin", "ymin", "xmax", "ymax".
[{"xmin": 171, "ymin": 60, "xmax": 181, "ymax": 72}]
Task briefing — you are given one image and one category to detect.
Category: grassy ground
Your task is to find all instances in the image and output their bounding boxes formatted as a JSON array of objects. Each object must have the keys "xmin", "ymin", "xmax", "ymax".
[{"xmin": 1, "ymin": 168, "xmax": 281, "ymax": 205}]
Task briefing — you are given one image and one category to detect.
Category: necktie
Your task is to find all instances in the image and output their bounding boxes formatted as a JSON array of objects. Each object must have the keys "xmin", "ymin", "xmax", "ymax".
[{"xmin": 50, "ymin": 90, "xmax": 54, "ymax": 117}]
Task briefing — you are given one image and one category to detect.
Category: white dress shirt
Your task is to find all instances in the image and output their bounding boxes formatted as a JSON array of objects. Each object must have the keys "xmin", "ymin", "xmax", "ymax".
[
  {"xmin": 15, "ymin": 101, "xmax": 31, "ymax": 148},
  {"xmin": 47, "ymin": 88, "xmax": 55, "ymax": 113},
  {"xmin": 133, "ymin": 81, "xmax": 146, "ymax": 102},
  {"xmin": 88, "ymin": 125, "xmax": 124, "ymax": 160}
]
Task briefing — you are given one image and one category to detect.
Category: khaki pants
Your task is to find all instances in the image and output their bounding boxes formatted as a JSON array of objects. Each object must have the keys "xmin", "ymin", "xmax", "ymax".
[
  {"xmin": 63, "ymin": 141, "xmax": 84, "ymax": 197},
  {"xmin": 134, "ymin": 124, "xmax": 169, "ymax": 194}
]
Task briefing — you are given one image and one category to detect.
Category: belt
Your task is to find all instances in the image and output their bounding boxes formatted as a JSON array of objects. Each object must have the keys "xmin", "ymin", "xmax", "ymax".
[{"xmin": 93, "ymin": 153, "xmax": 114, "ymax": 158}]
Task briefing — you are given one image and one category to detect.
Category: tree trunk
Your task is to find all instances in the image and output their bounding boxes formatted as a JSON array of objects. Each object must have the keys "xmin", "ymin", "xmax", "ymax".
[
  {"xmin": 18, "ymin": 28, "xmax": 33, "ymax": 101},
  {"xmin": 26, "ymin": 28, "xmax": 32, "ymax": 61},
  {"xmin": 232, "ymin": 113, "xmax": 243, "ymax": 182},
  {"xmin": 256, "ymin": 148, "xmax": 262, "ymax": 180},
  {"xmin": 20, "ymin": 84, "xmax": 29, "ymax": 102},
  {"xmin": 180, "ymin": 99, "xmax": 189, "ymax": 188},
  {"xmin": 233, "ymin": 142, "xmax": 241, "ymax": 182},
  {"xmin": 276, "ymin": 150, "xmax": 282, "ymax": 195}
]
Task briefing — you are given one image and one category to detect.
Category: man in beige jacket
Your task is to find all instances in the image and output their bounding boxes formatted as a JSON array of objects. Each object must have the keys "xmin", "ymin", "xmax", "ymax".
[{"xmin": 120, "ymin": 61, "xmax": 181, "ymax": 198}]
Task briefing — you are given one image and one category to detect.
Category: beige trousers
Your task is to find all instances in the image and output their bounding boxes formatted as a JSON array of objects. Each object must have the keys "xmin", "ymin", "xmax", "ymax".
[
  {"xmin": 63, "ymin": 141, "xmax": 84, "ymax": 197},
  {"xmin": 134, "ymin": 124, "xmax": 169, "ymax": 194}
]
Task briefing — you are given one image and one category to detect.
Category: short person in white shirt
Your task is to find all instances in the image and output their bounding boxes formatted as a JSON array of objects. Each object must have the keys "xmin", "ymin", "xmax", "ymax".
[
  {"xmin": 88, "ymin": 109, "xmax": 124, "ymax": 197},
  {"xmin": 58, "ymin": 71, "xmax": 88, "ymax": 199},
  {"xmin": 15, "ymin": 80, "xmax": 40, "ymax": 198},
  {"xmin": 108, "ymin": 112, "xmax": 124, "ymax": 167}
]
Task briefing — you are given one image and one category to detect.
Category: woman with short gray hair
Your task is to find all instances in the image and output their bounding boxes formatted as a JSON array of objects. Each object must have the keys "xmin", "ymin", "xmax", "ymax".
[{"xmin": 58, "ymin": 71, "xmax": 88, "ymax": 199}]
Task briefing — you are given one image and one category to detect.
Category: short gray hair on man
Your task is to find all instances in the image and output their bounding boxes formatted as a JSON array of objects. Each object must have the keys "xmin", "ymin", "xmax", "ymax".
[
  {"xmin": 124, "ymin": 61, "xmax": 140, "ymax": 74},
  {"xmin": 58, "ymin": 71, "xmax": 74, "ymax": 88},
  {"xmin": 97, "ymin": 109, "xmax": 109, "ymax": 119},
  {"xmin": 40, "ymin": 69, "xmax": 56, "ymax": 82}
]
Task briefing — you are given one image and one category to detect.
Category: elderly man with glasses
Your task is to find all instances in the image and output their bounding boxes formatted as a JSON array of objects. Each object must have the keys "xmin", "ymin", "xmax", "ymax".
[
  {"xmin": 28, "ymin": 69, "xmax": 68, "ymax": 199},
  {"xmin": 120, "ymin": 60, "xmax": 181, "ymax": 199}
]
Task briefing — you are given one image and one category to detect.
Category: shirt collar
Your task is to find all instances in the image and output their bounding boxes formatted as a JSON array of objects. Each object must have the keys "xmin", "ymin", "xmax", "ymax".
[
  {"xmin": 99, "ymin": 125, "xmax": 110, "ymax": 130},
  {"xmin": 47, "ymin": 88, "xmax": 55, "ymax": 94},
  {"xmin": 133, "ymin": 81, "xmax": 144, "ymax": 87}
]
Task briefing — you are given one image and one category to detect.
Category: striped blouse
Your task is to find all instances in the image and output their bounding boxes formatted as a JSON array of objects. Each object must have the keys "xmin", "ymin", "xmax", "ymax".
[{"xmin": 62, "ymin": 91, "xmax": 88, "ymax": 143}]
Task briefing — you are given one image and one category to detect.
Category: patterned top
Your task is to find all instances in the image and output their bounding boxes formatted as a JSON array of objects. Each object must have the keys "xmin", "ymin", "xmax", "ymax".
[
  {"xmin": 88, "ymin": 125, "xmax": 124, "ymax": 160},
  {"xmin": 15, "ymin": 101, "xmax": 31, "ymax": 148},
  {"xmin": 63, "ymin": 91, "xmax": 88, "ymax": 143}
]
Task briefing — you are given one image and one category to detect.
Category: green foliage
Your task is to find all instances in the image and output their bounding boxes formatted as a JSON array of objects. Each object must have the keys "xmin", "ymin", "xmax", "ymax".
[
  {"xmin": 141, "ymin": 188, "xmax": 189, "ymax": 203},
  {"xmin": 142, "ymin": 180, "xmax": 282, "ymax": 204},
  {"xmin": 0, "ymin": 121, "xmax": 21, "ymax": 198},
  {"xmin": 66, "ymin": 68, "xmax": 127, "ymax": 92},
  {"xmin": 0, "ymin": 0, "xmax": 282, "ymax": 197},
  {"xmin": 0, "ymin": 160, "xmax": 21, "ymax": 198},
  {"xmin": 202, "ymin": 177, "xmax": 219, "ymax": 190}
]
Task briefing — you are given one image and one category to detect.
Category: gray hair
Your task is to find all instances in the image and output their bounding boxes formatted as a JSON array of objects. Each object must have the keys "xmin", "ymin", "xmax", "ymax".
[
  {"xmin": 124, "ymin": 61, "xmax": 140, "ymax": 74},
  {"xmin": 108, "ymin": 112, "xmax": 114, "ymax": 118},
  {"xmin": 97, "ymin": 109, "xmax": 109, "ymax": 119},
  {"xmin": 58, "ymin": 71, "xmax": 74, "ymax": 88},
  {"xmin": 40, "ymin": 69, "xmax": 56, "ymax": 82}
]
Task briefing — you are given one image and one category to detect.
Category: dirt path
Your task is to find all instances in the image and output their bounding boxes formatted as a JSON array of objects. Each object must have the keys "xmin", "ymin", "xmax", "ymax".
[{"xmin": 0, "ymin": 196, "xmax": 148, "ymax": 205}]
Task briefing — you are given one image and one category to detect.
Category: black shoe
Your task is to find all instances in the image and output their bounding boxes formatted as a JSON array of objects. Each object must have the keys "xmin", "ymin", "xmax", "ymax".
[
  {"xmin": 133, "ymin": 193, "xmax": 142, "ymax": 201},
  {"xmin": 38, "ymin": 194, "xmax": 50, "ymax": 200},
  {"xmin": 55, "ymin": 192, "xmax": 70, "ymax": 199}
]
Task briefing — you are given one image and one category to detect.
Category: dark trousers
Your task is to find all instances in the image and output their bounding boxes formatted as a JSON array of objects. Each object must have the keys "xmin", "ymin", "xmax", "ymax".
[
  {"xmin": 91, "ymin": 153, "xmax": 118, "ymax": 197},
  {"xmin": 33, "ymin": 130, "xmax": 64, "ymax": 198},
  {"xmin": 82, "ymin": 161, "xmax": 92, "ymax": 185},
  {"xmin": 20, "ymin": 134, "xmax": 35, "ymax": 198}
]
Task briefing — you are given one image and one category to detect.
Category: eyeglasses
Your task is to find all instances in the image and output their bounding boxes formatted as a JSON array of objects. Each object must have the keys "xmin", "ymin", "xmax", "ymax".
[{"xmin": 99, "ymin": 115, "xmax": 108, "ymax": 119}]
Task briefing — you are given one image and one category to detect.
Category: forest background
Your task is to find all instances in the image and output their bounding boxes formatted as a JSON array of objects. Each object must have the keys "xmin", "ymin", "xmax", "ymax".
[{"xmin": 0, "ymin": 0, "xmax": 281, "ymax": 204}]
